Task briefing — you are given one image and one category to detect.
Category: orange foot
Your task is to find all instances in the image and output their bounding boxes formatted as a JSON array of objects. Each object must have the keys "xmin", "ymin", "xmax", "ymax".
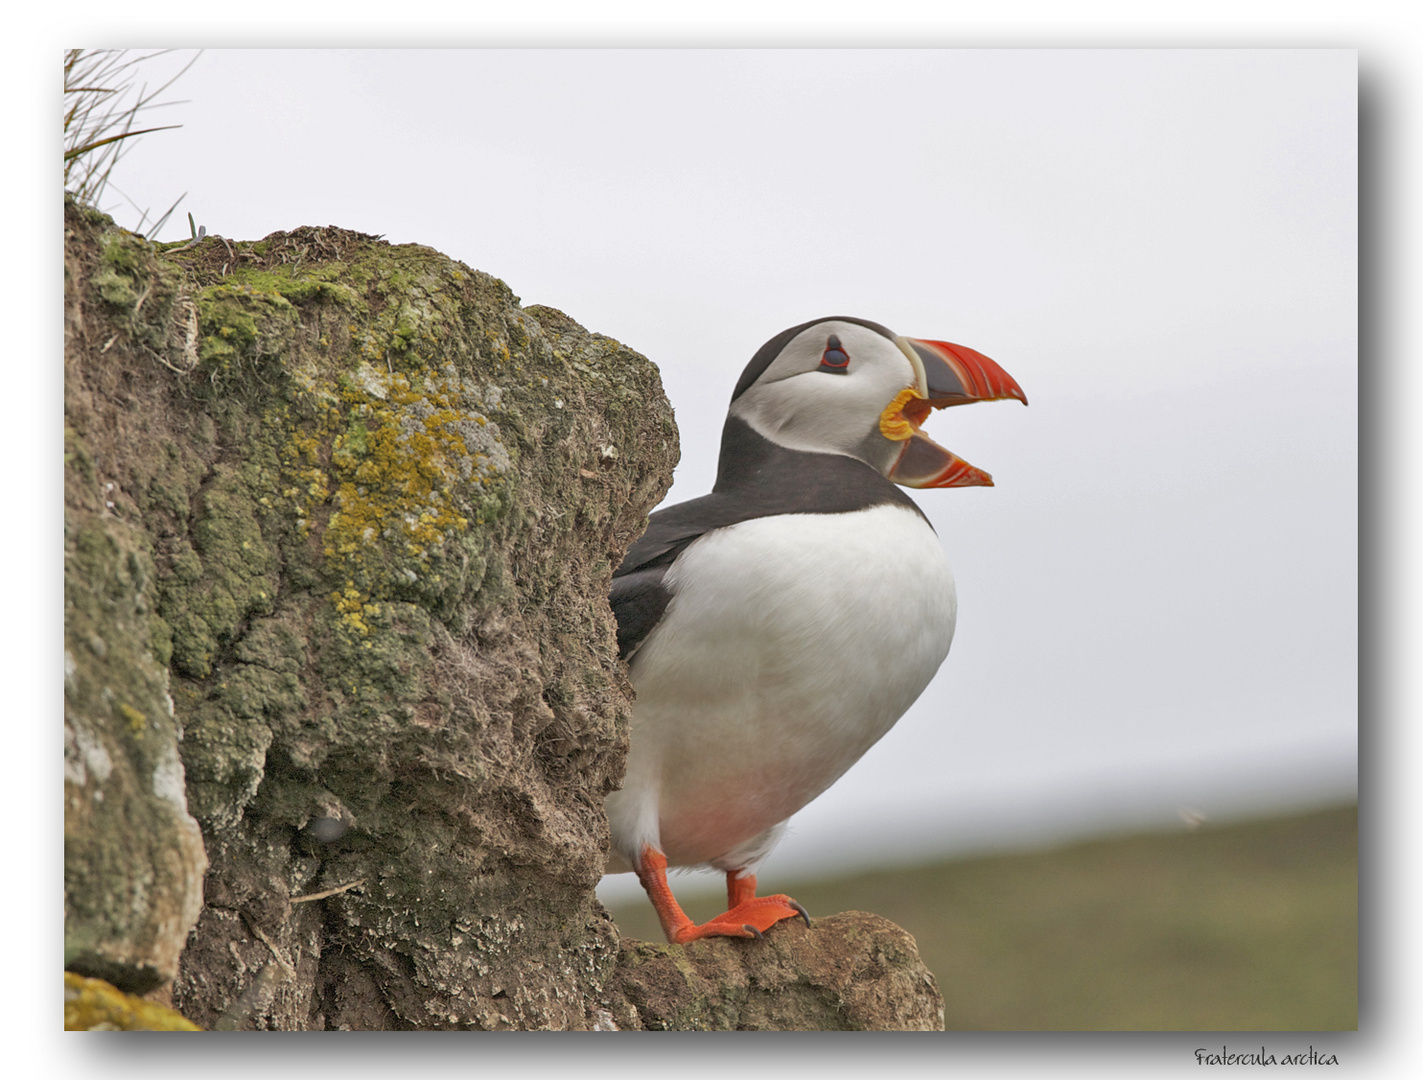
[{"xmin": 635, "ymin": 846, "xmax": 811, "ymax": 944}]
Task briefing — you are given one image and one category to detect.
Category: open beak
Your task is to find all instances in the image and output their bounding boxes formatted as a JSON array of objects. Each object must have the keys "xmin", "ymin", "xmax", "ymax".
[{"xmin": 880, "ymin": 337, "xmax": 1027, "ymax": 489}]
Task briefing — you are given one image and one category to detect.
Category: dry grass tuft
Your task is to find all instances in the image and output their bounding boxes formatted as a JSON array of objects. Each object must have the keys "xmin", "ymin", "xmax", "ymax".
[{"xmin": 63, "ymin": 49, "xmax": 199, "ymax": 236}]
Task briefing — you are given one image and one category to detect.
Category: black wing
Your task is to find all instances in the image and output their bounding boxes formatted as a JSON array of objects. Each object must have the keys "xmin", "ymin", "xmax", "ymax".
[{"xmin": 609, "ymin": 495, "xmax": 723, "ymax": 661}]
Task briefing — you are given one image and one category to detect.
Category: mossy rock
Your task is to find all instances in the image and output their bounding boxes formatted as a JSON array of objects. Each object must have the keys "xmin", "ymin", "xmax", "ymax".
[{"xmin": 66, "ymin": 198, "xmax": 678, "ymax": 1028}]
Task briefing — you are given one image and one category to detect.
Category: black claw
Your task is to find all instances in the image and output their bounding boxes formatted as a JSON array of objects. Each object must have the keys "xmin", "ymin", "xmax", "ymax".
[
  {"xmin": 791, "ymin": 901, "xmax": 811, "ymax": 927},
  {"xmin": 744, "ymin": 924, "xmax": 764, "ymax": 940}
]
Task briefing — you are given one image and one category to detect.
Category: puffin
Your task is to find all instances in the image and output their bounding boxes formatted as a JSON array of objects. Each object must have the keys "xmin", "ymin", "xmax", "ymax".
[{"xmin": 604, "ymin": 316, "xmax": 1026, "ymax": 943}]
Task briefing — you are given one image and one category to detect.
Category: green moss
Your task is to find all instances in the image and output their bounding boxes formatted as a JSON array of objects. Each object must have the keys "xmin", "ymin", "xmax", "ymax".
[
  {"xmin": 195, "ymin": 282, "xmax": 299, "ymax": 373},
  {"xmin": 98, "ymin": 228, "xmax": 152, "ymax": 277},
  {"xmin": 148, "ymin": 614, "xmax": 174, "ymax": 669},
  {"xmin": 161, "ymin": 464, "xmax": 279, "ymax": 679},
  {"xmin": 92, "ymin": 265, "xmax": 140, "ymax": 309},
  {"xmin": 178, "ymin": 683, "xmax": 275, "ymax": 829},
  {"xmin": 90, "ymin": 230, "xmax": 176, "ymax": 322},
  {"xmin": 217, "ymin": 263, "xmax": 362, "ymax": 308},
  {"xmin": 343, "ymin": 418, "xmax": 371, "ymax": 457}
]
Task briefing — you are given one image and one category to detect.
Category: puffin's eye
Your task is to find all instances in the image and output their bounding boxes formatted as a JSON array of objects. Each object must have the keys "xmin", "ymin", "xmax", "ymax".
[{"xmin": 818, "ymin": 334, "xmax": 850, "ymax": 375}]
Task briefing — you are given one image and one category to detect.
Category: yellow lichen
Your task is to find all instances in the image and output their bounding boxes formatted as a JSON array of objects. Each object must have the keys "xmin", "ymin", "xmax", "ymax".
[
  {"xmin": 118, "ymin": 703, "xmax": 147, "ymax": 735},
  {"xmin": 283, "ymin": 367, "xmax": 505, "ymax": 633},
  {"xmin": 64, "ymin": 972, "xmax": 201, "ymax": 1031}
]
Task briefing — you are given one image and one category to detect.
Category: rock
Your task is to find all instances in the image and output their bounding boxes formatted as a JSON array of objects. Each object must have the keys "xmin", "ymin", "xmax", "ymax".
[
  {"xmin": 62, "ymin": 196, "xmax": 944, "ymax": 1030},
  {"xmin": 65, "ymin": 200, "xmax": 208, "ymax": 993},
  {"xmin": 613, "ymin": 913, "xmax": 945, "ymax": 1031}
]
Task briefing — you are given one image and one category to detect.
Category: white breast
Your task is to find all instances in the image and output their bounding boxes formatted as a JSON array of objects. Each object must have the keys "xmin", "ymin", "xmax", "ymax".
[{"xmin": 605, "ymin": 502, "xmax": 957, "ymax": 871}]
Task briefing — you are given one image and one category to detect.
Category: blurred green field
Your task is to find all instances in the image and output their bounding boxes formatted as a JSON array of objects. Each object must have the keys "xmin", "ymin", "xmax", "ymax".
[{"xmin": 605, "ymin": 804, "xmax": 1357, "ymax": 1030}]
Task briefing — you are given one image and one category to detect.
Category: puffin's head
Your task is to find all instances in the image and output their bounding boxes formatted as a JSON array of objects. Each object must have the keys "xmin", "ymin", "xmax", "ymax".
[{"xmin": 728, "ymin": 316, "xmax": 1027, "ymax": 487}]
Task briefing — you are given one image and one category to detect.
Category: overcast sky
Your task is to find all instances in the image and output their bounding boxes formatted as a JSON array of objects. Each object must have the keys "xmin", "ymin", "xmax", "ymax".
[{"xmin": 93, "ymin": 47, "xmax": 1357, "ymax": 897}]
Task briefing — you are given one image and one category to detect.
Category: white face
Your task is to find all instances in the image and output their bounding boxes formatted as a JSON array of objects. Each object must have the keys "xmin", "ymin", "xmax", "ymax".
[{"xmin": 728, "ymin": 320, "xmax": 919, "ymax": 474}]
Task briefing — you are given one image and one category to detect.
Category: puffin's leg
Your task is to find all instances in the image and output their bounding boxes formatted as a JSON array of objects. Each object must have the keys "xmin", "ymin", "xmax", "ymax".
[
  {"xmin": 634, "ymin": 847, "xmax": 702, "ymax": 942},
  {"xmin": 635, "ymin": 847, "xmax": 810, "ymax": 944},
  {"xmin": 726, "ymin": 870, "xmax": 757, "ymax": 909}
]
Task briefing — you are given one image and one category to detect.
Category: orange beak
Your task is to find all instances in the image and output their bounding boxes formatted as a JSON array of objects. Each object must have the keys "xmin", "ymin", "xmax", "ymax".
[{"xmin": 882, "ymin": 338, "xmax": 1027, "ymax": 489}]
